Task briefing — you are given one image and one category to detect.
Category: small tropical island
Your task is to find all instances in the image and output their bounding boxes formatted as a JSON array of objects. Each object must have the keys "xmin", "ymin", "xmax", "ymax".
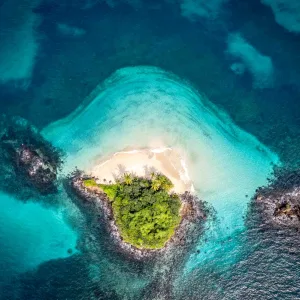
[
  {"xmin": 66, "ymin": 147, "xmax": 205, "ymax": 258},
  {"xmin": 83, "ymin": 173, "xmax": 181, "ymax": 250}
]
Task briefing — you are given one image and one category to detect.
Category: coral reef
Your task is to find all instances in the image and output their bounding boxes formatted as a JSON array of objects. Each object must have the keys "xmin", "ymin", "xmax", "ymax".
[
  {"xmin": 180, "ymin": 0, "xmax": 229, "ymax": 20},
  {"xmin": 261, "ymin": 0, "xmax": 300, "ymax": 33},
  {"xmin": 0, "ymin": 0, "xmax": 41, "ymax": 88},
  {"xmin": 226, "ymin": 33, "xmax": 274, "ymax": 89}
]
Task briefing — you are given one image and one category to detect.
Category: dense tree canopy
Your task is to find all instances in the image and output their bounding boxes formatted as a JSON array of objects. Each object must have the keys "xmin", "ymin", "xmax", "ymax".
[{"xmin": 83, "ymin": 173, "xmax": 182, "ymax": 249}]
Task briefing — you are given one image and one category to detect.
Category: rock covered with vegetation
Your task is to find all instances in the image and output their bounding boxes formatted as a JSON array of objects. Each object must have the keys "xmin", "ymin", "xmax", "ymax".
[
  {"xmin": 83, "ymin": 173, "xmax": 181, "ymax": 249},
  {"xmin": 70, "ymin": 171, "xmax": 204, "ymax": 258},
  {"xmin": 0, "ymin": 116, "xmax": 62, "ymax": 195},
  {"xmin": 254, "ymin": 168, "xmax": 300, "ymax": 227}
]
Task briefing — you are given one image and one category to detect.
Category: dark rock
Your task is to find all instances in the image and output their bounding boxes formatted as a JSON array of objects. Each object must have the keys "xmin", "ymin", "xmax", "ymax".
[
  {"xmin": 254, "ymin": 168, "xmax": 300, "ymax": 228},
  {"xmin": 0, "ymin": 115, "xmax": 63, "ymax": 196}
]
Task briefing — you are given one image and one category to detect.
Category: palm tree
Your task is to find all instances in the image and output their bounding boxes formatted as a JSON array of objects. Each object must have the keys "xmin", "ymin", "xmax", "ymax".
[
  {"xmin": 150, "ymin": 171, "xmax": 157, "ymax": 180},
  {"xmin": 158, "ymin": 175, "xmax": 173, "ymax": 192},
  {"xmin": 123, "ymin": 173, "xmax": 133, "ymax": 185},
  {"xmin": 151, "ymin": 179, "xmax": 161, "ymax": 191},
  {"xmin": 150, "ymin": 174, "xmax": 173, "ymax": 192}
]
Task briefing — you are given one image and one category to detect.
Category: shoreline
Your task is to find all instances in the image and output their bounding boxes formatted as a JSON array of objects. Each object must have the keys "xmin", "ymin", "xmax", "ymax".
[{"xmin": 88, "ymin": 147, "xmax": 194, "ymax": 194}]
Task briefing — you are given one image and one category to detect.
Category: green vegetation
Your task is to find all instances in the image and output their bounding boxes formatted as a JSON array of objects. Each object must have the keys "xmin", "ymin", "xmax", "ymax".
[
  {"xmin": 83, "ymin": 179, "xmax": 99, "ymax": 188},
  {"xmin": 83, "ymin": 173, "xmax": 182, "ymax": 249}
]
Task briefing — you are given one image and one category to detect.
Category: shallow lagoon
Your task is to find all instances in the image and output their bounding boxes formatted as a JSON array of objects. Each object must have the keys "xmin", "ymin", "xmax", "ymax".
[{"xmin": 43, "ymin": 66, "xmax": 278, "ymax": 271}]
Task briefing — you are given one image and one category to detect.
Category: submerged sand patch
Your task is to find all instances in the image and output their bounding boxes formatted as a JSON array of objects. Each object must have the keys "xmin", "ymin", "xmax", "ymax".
[{"xmin": 89, "ymin": 148, "xmax": 193, "ymax": 194}]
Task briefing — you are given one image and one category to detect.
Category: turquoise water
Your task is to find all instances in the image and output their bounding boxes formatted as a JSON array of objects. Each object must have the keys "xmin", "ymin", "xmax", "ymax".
[
  {"xmin": 1, "ymin": 1, "xmax": 300, "ymax": 299},
  {"xmin": 0, "ymin": 192, "xmax": 78, "ymax": 289},
  {"xmin": 43, "ymin": 66, "xmax": 278, "ymax": 271}
]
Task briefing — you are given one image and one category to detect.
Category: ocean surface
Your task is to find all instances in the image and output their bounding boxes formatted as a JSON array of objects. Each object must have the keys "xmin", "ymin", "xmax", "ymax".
[{"xmin": 0, "ymin": 1, "xmax": 300, "ymax": 299}]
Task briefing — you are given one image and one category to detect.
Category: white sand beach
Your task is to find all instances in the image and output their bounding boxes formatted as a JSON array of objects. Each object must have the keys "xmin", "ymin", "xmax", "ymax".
[{"xmin": 89, "ymin": 148, "xmax": 193, "ymax": 194}]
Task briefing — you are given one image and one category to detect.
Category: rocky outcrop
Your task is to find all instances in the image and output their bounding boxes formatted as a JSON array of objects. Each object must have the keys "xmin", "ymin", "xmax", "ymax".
[
  {"xmin": 0, "ymin": 116, "xmax": 62, "ymax": 195},
  {"xmin": 254, "ymin": 168, "xmax": 300, "ymax": 227},
  {"xmin": 16, "ymin": 144, "xmax": 58, "ymax": 192}
]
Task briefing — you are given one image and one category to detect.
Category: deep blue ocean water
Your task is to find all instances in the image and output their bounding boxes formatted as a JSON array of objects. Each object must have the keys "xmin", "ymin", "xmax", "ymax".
[{"xmin": 0, "ymin": 1, "xmax": 300, "ymax": 299}]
